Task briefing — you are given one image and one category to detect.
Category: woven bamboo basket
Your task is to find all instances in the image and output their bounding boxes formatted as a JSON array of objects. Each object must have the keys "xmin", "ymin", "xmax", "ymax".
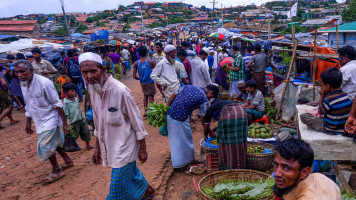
[
  {"xmin": 194, "ymin": 169, "xmax": 273, "ymax": 200},
  {"xmin": 247, "ymin": 142, "xmax": 275, "ymax": 172}
]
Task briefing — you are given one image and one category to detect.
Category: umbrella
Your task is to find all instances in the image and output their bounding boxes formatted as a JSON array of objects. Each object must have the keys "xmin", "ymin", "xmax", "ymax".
[
  {"xmin": 109, "ymin": 40, "xmax": 122, "ymax": 45},
  {"xmin": 209, "ymin": 32, "xmax": 226, "ymax": 40}
]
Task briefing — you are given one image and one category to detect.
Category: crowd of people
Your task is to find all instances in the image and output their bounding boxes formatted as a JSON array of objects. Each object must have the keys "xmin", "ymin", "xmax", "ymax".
[{"xmin": 0, "ymin": 34, "xmax": 356, "ymax": 199}]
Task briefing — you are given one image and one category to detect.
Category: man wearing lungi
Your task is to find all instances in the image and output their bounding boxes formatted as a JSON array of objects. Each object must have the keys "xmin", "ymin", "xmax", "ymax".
[
  {"xmin": 166, "ymin": 85, "xmax": 209, "ymax": 171},
  {"xmin": 13, "ymin": 60, "xmax": 73, "ymax": 184},
  {"xmin": 79, "ymin": 52, "xmax": 155, "ymax": 199}
]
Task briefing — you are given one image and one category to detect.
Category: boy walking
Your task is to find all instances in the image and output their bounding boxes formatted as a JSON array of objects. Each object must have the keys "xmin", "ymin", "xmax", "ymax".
[
  {"xmin": 132, "ymin": 46, "xmax": 156, "ymax": 117},
  {"xmin": 57, "ymin": 70, "xmax": 71, "ymax": 98},
  {"xmin": 62, "ymin": 82, "xmax": 94, "ymax": 150}
]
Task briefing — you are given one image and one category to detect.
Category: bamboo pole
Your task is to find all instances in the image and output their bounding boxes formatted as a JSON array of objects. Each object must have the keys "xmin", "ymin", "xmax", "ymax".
[
  {"xmin": 312, "ymin": 29, "xmax": 317, "ymax": 101},
  {"xmin": 336, "ymin": 24, "xmax": 339, "ymax": 49},
  {"xmin": 275, "ymin": 41, "xmax": 298, "ymax": 120}
]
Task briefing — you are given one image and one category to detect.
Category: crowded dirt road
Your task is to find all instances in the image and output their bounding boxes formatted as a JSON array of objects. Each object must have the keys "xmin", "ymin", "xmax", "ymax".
[{"xmin": 0, "ymin": 72, "xmax": 206, "ymax": 200}]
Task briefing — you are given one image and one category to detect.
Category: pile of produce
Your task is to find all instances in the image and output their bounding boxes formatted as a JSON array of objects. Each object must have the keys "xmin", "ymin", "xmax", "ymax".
[
  {"xmin": 264, "ymin": 97, "xmax": 276, "ymax": 116},
  {"xmin": 202, "ymin": 177, "xmax": 275, "ymax": 200},
  {"xmin": 146, "ymin": 103, "xmax": 170, "ymax": 127},
  {"xmin": 248, "ymin": 123, "xmax": 274, "ymax": 139},
  {"xmin": 341, "ymin": 190, "xmax": 356, "ymax": 200},
  {"xmin": 247, "ymin": 146, "xmax": 272, "ymax": 154}
]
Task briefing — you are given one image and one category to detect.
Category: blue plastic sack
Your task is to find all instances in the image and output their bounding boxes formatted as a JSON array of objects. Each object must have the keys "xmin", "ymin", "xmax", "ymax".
[
  {"xmin": 263, "ymin": 149, "xmax": 273, "ymax": 154},
  {"xmin": 86, "ymin": 108, "xmax": 93, "ymax": 121},
  {"xmin": 205, "ymin": 138, "xmax": 218, "ymax": 149}
]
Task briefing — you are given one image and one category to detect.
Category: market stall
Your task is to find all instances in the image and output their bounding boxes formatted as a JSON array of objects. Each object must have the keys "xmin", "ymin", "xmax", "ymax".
[{"xmin": 296, "ymin": 104, "xmax": 356, "ymax": 161}]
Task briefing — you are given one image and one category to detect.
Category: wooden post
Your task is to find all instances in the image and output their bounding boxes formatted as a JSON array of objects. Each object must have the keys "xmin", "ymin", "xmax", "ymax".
[
  {"xmin": 332, "ymin": 164, "xmax": 355, "ymax": 196},
  {"xmin": 312, "ymin": 29, "xmax": 317, "ymax": 100},
  {"xmin": 275, "ymin": 41, "xmax": 298, "ymax": 120},
  {"xmin": 268, "ymin": 18, "xmax": 271, "ymax": 40},
  {"xmin": 336, "ymin": 24, "xmax": 339, "ymax": 49}
]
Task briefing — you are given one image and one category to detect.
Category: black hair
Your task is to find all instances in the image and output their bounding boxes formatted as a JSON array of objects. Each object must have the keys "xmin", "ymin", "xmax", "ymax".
[
  {"xmin": 245, "ymin": 79, "xmax": 257, "ymax": 89},
  {"xmin": 67, "ymin": 50, "xmax": 74, "ymax": 57},
  {"xmin": 232, "ymin": 45, "xmax": 240, "ymax": 51},
  {"xmin": 137, "ymin": 46, "xmax": 148, "ymax": 57},
  {"xmin": 181, "ymin": 41, "xmax": 189, "ymax": 47},
  {"xmin": 110, "ymin": 48, "xmax": 115, "ymax": 52},
  {"xmin": 73, "ymin": 49, "xmax": 78, "ymax": 53},
  {"xmin": 275, "ymin": 138, "xmax": 314, "ymax": 170},
  {"xmin": 222, "ymin": 48, "xmax": 227, "ymax": 53},
  {"xmin": 253, "ymin": 44, "xmax": 261, "ymax": 52},
  {"xmin": 206, "ymin": 84, "xmax": 219, "ymax": 98},
  {"xmin": 320, "ymin": 67, "xmax": 343, "ymax": 89},
  {"xmin": 177, "ymin": 49, "xmax": 188, "ymax": 57},
  {"xmin": 31, "ymin": 48, "xmax": 41, "ymax": 54},
  {"xmin": 7, "ymin": 54, "xmax": 15, "ymax": 60},
  {"xmin": 16, "ymin": 53, "xmax": 25, "ymax": 60},
  {"xmin": 59, "ymin": 69, "xmax": 66, "ymax": 74},
  {"xmin": 62, "ymin": 82, "xmax": 76, "ymax": 92},
  {"xmin": 155, "ymin": 42, "xmax": 163, "ymax": 48},
  {"xmin": 337, "ymin": 45, "xmax": 356, "ymax": 60},
  {"xmin": 60, "ymin": 51, "xmax": 65, "ymax": 56},
  {"xmin": 246, "ymin": 46, "xmax": 252, "ymax": 53}
]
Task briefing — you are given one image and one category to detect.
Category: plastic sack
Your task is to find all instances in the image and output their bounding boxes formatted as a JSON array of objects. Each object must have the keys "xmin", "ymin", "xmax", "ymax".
[
  {"xmin": 63, "ymin": 135, "xmax": 81, "ymax": 152},
  {"xmin": 205, "ymin": 138, "xmax": 218, "ymax": 149},
  {"xmin": 86, "ymin": 108, "xmax": 93, "ymax": 121}
]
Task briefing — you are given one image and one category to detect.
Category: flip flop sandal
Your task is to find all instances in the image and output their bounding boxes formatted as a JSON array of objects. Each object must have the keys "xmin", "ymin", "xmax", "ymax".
[
  {"xmin": 9, "ymin": 120, "xmax": 20, "ymax": 125},
  {"xmin": 42, "ymin": 172, "xmax": 65, "ymax": 185},
  {"xmin": 60, "ymin": 163, "xmax": 74, "ymax": 171},
  {"xmin": 0, "ymin": 126, "xmax": 5, "ymax": 129}
]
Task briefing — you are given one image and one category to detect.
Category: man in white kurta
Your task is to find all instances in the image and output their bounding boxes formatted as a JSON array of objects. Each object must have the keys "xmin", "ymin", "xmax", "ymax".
[
  {"xmin": 79, "ymin": 52, "xmax": 155, "ymax": 200},
  {"xmin": 13, "ymin": 59, "xmax": 73, "ymax": 185},
  {"xmin": 150, "ymin": 45, "xmax": 180, "ymax": 102}
]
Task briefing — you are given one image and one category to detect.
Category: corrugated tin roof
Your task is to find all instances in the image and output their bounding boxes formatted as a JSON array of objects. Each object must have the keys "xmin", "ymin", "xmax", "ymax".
[
  {"xmin": 320, "ymin": 21, "xmax": 356, "ymax": 33},
  {"xmin": 0, "ymin": 20, "xmax": 37, "ymax": 25},
  {"xmin": 0, "ymin": 26, "xmax": 35, "ymax": 32}
]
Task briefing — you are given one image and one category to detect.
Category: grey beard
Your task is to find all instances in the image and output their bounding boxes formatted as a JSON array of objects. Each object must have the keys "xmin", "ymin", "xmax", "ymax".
[
  {"xmin": 168, "ymin": 57, "xmax": 176, "ymax": 64},
  {"xmin": 88, "ymin": 76, "xmax": 104, "ymax": 95},
  {"xmin": 20, "ymin": 81, "xmax": 28, "ymax": 87}
]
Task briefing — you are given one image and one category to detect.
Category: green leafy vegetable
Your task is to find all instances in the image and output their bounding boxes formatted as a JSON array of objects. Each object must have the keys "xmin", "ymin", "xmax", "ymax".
[{"xmin": 146, "ymin": 103, "xmax": 170, "ymax": 128}]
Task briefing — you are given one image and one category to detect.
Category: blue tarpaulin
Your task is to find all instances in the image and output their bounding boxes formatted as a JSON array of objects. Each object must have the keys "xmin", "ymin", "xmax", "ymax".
[{"xmin": 90, "ymin": 30, "xmax": 109, "ymax": 43}]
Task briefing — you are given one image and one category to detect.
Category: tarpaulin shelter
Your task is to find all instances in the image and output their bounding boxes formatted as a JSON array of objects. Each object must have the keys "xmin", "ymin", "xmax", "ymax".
[{"xmin": 309, "ymin": 44, "xmax": 340, "ymax": 82}]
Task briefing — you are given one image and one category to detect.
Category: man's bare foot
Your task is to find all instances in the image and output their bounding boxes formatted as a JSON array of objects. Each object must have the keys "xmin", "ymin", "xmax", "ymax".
[
  {"xmin": 9, "ymin": 120, "xmax": 20, "ymax": 125},
  {"xmin": 143, "ymin": 184, "xmax": 155, "ymax": 198},
  {"xmin": 59, "ymin": 162, "xmax": 74, "ymax": 171},
  {"xmin": 42, "ymin": 171, "xmax": 65, "ymax": 185}
]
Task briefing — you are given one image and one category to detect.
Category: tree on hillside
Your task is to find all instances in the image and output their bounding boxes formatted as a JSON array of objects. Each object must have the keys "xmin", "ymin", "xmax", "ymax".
[
  {"xmin": 342, "ymin": 0, "xmax": 356, "ymax": 22},
  {"xmin": 201, "ymin": 6, "xmax": 206, "ymax": 11}
]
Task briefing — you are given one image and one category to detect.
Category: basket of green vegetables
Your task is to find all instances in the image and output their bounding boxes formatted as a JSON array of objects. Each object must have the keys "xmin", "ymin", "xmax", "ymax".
[
  {"xmin": 195, "ymin": 169, "xmax": 274, "ymax": 200},
  {"xmin": 146, "ymin": 103, "xmax": 170, "ymax": 136}
]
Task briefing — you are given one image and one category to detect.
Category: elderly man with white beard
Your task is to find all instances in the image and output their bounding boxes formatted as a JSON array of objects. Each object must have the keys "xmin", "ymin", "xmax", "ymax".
[
  {"xmin": 13, "ymin": 59, "xmax": 73, "ymax": 185},
  {"xmin": 150, "ymin": 45, "xmax": 180, "ymax": 102},
  {"xmin": 78, "ymin": 52, "xmax": 155, "ymax": 200}
]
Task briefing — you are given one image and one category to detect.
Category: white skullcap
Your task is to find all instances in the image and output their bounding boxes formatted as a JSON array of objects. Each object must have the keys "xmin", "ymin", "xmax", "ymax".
[
  {"xmin": 202, "ymin": 47, "xmax": 210, "ymax": 54},
  {"xmin": 78, "ymin": 52, "xmax": 102, "ymax": 65},
  {"xmin": 164, "ymin": 45, "xmax": 176, "ymax": 53}
]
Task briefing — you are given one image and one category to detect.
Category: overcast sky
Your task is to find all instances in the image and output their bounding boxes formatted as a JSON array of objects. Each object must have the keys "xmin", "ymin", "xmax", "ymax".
[{"xmin": 0, "ymin": 0, "xmax": 283, "ymax": 18}]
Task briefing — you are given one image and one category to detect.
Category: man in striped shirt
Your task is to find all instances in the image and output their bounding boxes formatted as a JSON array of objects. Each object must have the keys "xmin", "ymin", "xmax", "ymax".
[{"xmin": 318, "ymin": 68, "xmax": 352, "ymax": 135}]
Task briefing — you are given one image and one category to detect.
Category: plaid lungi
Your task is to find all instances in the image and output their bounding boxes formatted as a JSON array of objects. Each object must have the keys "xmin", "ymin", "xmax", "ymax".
[
  {"xmin": 217, "ymin": 104, "xmax": 248, "ymax": 170},
  {"xmin": 107, "ymin": 161, "xmax": 148, "ymax": 200}
]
